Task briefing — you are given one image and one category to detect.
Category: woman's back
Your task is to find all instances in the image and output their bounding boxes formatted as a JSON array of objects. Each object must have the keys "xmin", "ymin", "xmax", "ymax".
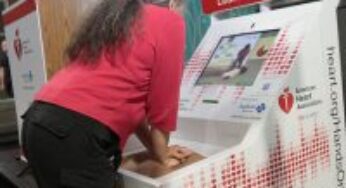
[{"xmin": 35, "ymin": 4, "xmax": 185, "ymax": 148}]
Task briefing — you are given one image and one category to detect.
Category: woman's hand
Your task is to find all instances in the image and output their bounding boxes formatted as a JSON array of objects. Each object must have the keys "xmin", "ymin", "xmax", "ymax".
[
  {"xmin": 135, "ymin": 124, "xmax": 193, "ymax": 168},
  {"xmin": 163, "ymin": 157, "xmax": 181, "ymax": 168},
  {"xmin": 168, "ymin": 145, "xmax": 192, "ymax": 161},
  {"xmin": 163, "ymin": 145, "xmax": 193, "ymax": 168}
]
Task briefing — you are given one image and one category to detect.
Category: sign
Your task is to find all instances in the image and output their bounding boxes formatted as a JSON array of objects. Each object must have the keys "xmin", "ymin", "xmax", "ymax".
[
  {"xmin": 3, "ymin": 0, "xmax": 46, "ymax": 141},
  {"xmin": 202, "ymin": 0, "xmax": 265, "ymax": 14}
]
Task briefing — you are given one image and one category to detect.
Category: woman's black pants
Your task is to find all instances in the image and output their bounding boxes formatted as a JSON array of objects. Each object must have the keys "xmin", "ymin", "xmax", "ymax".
[{"xmin": 21, "ymin": 102, "xmax": 121, "ymax": 188}]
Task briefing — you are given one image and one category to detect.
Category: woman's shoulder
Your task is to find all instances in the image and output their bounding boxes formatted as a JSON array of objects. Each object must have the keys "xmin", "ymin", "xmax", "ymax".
[{"xmin": 143, "ymin": 4, "xmax": 184, "ymax": 24}]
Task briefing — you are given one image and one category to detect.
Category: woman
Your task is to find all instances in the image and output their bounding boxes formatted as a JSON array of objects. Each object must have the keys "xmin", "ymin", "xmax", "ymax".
[{"xmin": 22, "ymin": 0, "xmax": 187, "ymax": 187}]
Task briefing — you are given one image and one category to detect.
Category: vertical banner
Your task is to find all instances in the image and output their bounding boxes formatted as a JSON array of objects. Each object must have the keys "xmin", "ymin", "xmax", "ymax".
[
  {"xmin": 202, "ymin": 0, "xmax": 265, "ymax": 14},
  {"xmin": 2, "ymin": 0, "xmax": 46, "ymax": 142}
]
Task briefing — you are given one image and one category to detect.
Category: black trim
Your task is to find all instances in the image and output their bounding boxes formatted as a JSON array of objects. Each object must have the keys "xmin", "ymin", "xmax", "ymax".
[
  {"xmin": 337, "ymin": 0, "xmax": 346, "ymax": 125},
  {"xmin": 339, "ymin": 0, "xmax": 346, "ymax": 7},
  {"xmin": 271, "ymin": 0, "xmax": 320, "ymax": 9}
]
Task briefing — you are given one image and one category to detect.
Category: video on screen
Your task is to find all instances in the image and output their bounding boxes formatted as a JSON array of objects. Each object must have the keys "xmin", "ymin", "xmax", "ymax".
[{"xmin": 196, "ymin": 30, "xmax": 279, "ymax": 86}]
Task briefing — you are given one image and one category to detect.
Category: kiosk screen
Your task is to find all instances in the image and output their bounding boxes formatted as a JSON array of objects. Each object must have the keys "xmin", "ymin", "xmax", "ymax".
[{"xmin": 196, "ymin": 30, "xmax": 279, "ymax": 86}]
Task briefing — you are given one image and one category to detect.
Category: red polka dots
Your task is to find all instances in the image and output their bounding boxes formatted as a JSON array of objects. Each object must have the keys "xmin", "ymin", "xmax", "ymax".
[
  {"xmin": 182, "ymin": 124, "xmax": 330, "ymax": 188},
  {"xmin": 262, "ymin": 29, "xmax": 303, "ymax": 77}
]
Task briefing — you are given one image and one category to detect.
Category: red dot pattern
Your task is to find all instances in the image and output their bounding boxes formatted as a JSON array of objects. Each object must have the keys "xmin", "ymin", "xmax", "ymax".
[
  {"xmin": 190, "ymin": 87, "xmax": 206, "ymax": 108},
  {"xmin": 183, "ymin": 51, "xmax": 213, "ymax": 84},
  {"xmin": 231, "ymin": 87, "xmax": 245, "ymax": 101},
  {"xmin": 181, "ymin": 123, "xmax": 330, "ymax": 188},
  {"xmin": 262, "ymin": 29, "xmax": 302, "ymax": 77},
  {"xmin": 216, "ymin": 86, "xmax": 228, "ymax": 100}
]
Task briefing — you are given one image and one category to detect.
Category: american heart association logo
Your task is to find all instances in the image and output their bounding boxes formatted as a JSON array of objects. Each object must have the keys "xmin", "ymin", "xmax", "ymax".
[
  {"xmin": 278, "ymin": 88, "xmax": 294, "ymax": 114},
  {"xmin": 13, "ymin": 28, "xmax": 23, "ymax": 61}
]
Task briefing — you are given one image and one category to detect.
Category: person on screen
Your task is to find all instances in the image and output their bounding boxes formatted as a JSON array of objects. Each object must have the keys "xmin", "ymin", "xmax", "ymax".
[
  {"xmin": 21, "ymin": 0, "xmax": 190, "ymax": 188},
  {"xmin": 222, "ymin": 43, "xmax": 251, "ymax": 79}
]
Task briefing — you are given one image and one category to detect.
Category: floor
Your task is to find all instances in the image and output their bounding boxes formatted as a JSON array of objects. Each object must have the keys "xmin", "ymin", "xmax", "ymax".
[
  {"xmin": 0, "ymin": 142, "xmax": 38, "ymax": 188},
  {"xmin": 0, "ymin": 143, "xmax": 19, "ymax": 188},
  {"xmin": 0, "ymin": 99, "xmax": 38, "ymax": 188}
]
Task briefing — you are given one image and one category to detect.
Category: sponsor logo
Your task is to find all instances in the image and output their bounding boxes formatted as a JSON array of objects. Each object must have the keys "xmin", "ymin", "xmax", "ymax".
[
  {"xmin": 239, "ymin": 102, "xmax": 266, "ymax": 113},
  {"xmin": 279, "ymin": 85, "xmax": 322, "ymax": 114},
  {"xmin": 21, "ymin": 70, "xmax": 33, "ymax": 83},
  {"xmin": 262, "ymin": 83, "xmax": 271, "ymax": 91},
  {"xmin": 256, "ymin": 103, "xmax": 266, "ymax": 113},
  {"xmin": 278, "ymin": 88, "xmax": 294, "ymax": 114}
]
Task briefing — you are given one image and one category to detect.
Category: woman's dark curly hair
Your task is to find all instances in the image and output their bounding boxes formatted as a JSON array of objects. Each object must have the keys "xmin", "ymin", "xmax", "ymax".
[{"xmin": 66, "ymin": 0, "xmax": 174, "ymax": 64}]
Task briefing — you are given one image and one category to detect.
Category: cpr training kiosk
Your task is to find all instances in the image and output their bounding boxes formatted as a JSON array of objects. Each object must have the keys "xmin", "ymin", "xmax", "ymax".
[
  {"xmin": 3, "ymin": 0, "xmax": 346, "ymax": 188},
  {"xmin": 119, "ymin": 0, "xmax": 346, "ymax": 187}
]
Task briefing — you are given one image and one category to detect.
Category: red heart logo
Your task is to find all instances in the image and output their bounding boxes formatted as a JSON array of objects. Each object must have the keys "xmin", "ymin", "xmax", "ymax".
[
  {"xmin": 278, "ymin": 88, "xmax": 294, "ymax": 113},
  {"xmin": 14, "ymin": 39, "xmax": 22, "ymax": 60},
  {"xmin": 13, "ymin": 29, "xmax": 22, "ymax": 60}
]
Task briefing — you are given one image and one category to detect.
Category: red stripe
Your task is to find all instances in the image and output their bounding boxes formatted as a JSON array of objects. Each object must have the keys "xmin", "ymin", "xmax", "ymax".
[
  {"xmin": 202, "ymin": 0, "xmax": 264, "ymax": 14},
  {"xmin": 3, "ymin": 0, "xmax": 36, "ymax": 26}
]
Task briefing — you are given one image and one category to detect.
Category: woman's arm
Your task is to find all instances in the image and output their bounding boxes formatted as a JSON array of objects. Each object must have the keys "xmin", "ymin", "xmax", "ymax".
[
  {"xmin": 150, "ymin": 127, "xmax": 170, "ymax": 164},
  {"xmin": 135, "ymin": 121, "xmax": 169, "ymax": 163},
  {"xmin": 135, "ymin": 121, "xmax": 153, "ymax": 153},
  {"xmin": 142, "ymin": 12, "xmax": 186, "ymax": 167},
  {"xmin": 135, "ymin": 122, "xmax": 191, "ymax": 167}
]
